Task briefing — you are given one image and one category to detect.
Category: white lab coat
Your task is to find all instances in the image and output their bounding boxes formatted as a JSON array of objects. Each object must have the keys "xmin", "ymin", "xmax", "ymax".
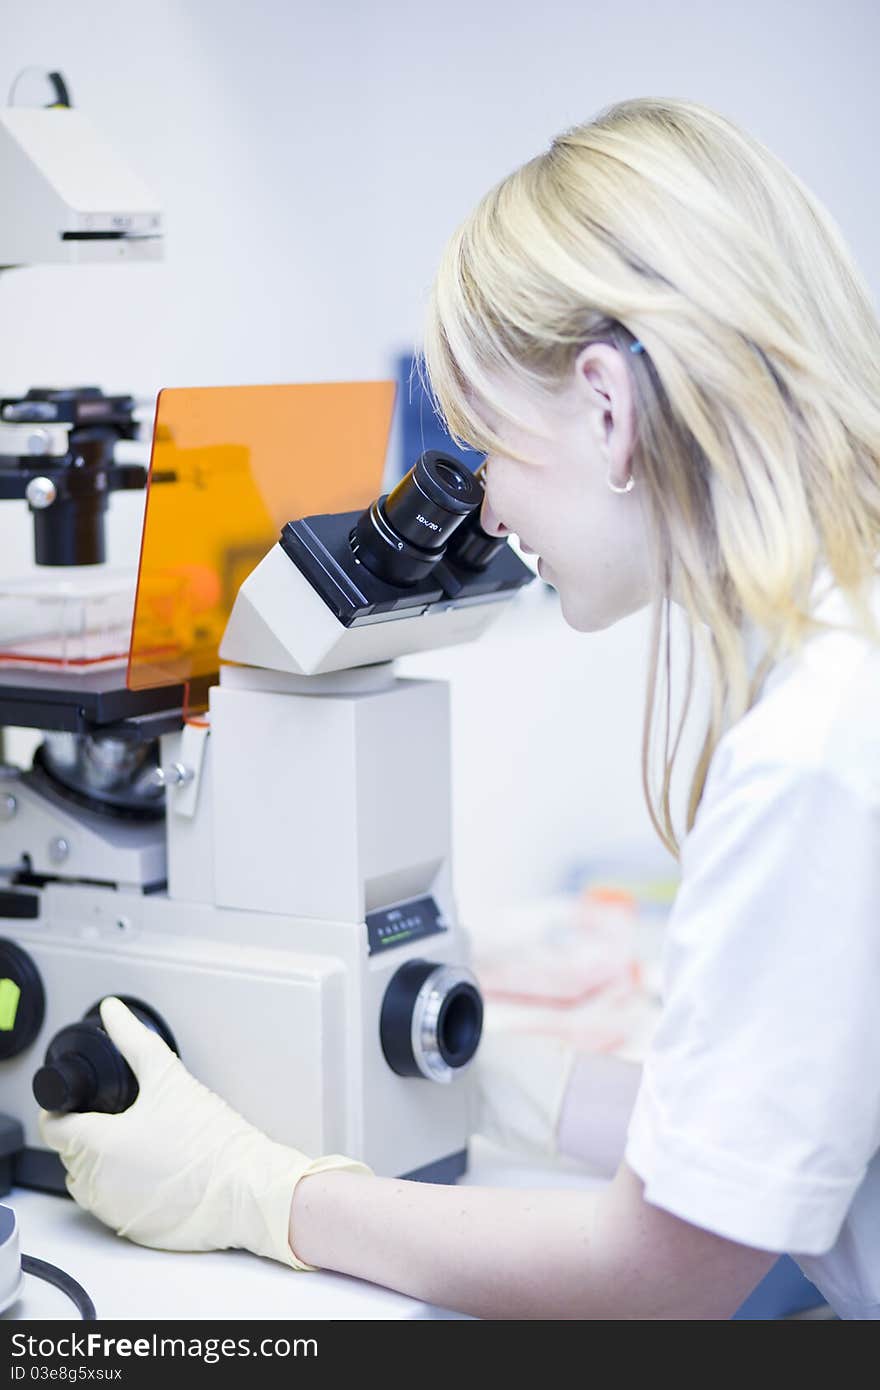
[{"xmin": 625, "ymin": 576, "xmax": 880, "ymax": 1319}]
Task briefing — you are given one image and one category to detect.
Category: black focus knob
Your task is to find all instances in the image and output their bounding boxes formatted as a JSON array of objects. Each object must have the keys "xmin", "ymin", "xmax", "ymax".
[
  {"xmin": 32, "ymin": 997, "xmax": 178, "ymax": 1115},
  {"xmin": 32, "ymin": 1054, "xmax": 97, "ymax": 1113}
]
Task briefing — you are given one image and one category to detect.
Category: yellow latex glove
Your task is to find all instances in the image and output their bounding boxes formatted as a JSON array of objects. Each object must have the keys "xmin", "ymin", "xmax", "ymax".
[{"xmin": 39, "ymin": 997, "xmax": 371, "ymax": 1270}]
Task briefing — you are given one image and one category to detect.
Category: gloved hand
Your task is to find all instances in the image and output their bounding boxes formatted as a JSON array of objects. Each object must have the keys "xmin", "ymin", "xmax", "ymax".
[
  {"xmin": 470, "ymin": 1028, "xmax": 577, "ymax": 1160},
  {"xmin": 471, "ymin": 1028, "xmax": 643, "ymax": 1177},
  {"xmin": 39, "ymin": 997, "xmax": 372, "ymax": 1269}
]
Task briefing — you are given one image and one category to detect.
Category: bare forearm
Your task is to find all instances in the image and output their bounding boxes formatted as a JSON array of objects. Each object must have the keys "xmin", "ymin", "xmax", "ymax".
[
  {"xmin": 287, "ymin": 1054, "xmax": 643, "ymax": 1318},
  {"xmin": 288, "ymin": 1162, "xmax": 774, "ymax": 1321},
  {"xmin": 290, "ymin": 1171, "xmax": 606, "ymax": 1318}
]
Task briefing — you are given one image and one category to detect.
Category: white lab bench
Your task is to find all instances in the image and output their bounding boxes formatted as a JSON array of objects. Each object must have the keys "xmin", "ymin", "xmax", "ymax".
[{"xmin": 2, "ymin": 1138, "xmax": 605, "ymax": 1321}]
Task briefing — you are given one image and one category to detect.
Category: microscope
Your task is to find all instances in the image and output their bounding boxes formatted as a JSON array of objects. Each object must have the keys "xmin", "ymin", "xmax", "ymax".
[
  {"xmin": 0, "ymin": 403, "xmax": 532, "ymax": 1189},
  {"xmin": 0, "ymin": 79, "xmax": 532, "ymax": 1194}
]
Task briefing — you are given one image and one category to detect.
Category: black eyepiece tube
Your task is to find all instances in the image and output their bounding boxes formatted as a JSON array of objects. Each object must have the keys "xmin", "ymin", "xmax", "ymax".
[
  {"xmin": 440, "ymin": 463, "xmax": 508, "ymax": 572},
  {"xmin": 351, "ymin": 451, "xmax": 483, "ymax": 586}
]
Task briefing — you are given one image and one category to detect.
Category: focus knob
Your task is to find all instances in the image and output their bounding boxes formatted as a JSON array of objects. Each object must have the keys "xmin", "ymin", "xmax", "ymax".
[
  {"xmin": 33, "ymin": 997, "xmax": 178, "ymax": 1115},
  {"xmin": 32, "ymin": 1054, "xmax": 96, "ymax": 1113}
]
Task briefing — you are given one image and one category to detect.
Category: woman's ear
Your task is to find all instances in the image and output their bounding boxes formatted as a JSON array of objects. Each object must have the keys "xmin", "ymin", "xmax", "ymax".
[{"xmin": 573, "ymin": 343, "xmax": 636, "ymax": 490}]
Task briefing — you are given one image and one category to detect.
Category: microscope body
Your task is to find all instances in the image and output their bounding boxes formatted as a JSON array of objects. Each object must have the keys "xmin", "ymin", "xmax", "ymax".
[
  {"xmin": 0, "ymin": 473, "xmax": 530, "ymax": 1191},
  {"xmin": 173, "ymin": 661, "xmax": 467, "ymax": 1179},
  {"xmin": 0, "ymin": 97, "xmax": 503, "ymax": 1188},
  {"xmin": 0, "ymin": 665, "xmax": 468, "ymax": 1186}
]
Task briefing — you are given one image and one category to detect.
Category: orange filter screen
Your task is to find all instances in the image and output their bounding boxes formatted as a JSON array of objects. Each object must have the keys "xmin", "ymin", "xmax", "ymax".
[{"xmin": 127, "ymin": 381, "xmax": 395, "ymax": 692}]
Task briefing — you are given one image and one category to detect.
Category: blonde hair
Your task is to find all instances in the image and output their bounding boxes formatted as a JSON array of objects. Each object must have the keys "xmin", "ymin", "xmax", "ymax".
[{"xmin": 423, "ymin": 96, "xmax": 880, "ymax": 855}]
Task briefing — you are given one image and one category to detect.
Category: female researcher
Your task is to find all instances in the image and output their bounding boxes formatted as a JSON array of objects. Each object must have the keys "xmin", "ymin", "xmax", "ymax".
[{"xmin": 41, "ymin": 96, "xmax": 880, "ymax": 1320}]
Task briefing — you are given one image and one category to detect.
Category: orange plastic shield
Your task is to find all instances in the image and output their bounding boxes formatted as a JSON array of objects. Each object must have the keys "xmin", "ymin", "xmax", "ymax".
[{"xmin": 127, "ymin": 381, "xmax": 395, "ymax": 695}]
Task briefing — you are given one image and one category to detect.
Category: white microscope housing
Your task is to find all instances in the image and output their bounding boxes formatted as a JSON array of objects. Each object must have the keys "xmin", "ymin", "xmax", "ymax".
[
  {"xmin": 0, "ymin": 442, "xmax": 532, "ymax": 1190},
  {"xmin": 0, "ymin": 83, "xmax": 522, "ymax": 1190},
  {"xmin": 0, "ymin": 106, "xmax": 163, "ymax": 267}
]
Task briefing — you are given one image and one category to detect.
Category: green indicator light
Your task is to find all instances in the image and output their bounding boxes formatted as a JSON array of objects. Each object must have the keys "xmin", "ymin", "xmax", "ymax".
[{"xmin": 0, "ymin": 977, "xmax": 21, "ymax": 1032}]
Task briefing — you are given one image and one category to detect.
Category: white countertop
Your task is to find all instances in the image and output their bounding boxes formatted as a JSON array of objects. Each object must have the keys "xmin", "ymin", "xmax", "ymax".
[{"xmin": 2, "ymin": 1140, "xmax": 606, "ymax": 1321}]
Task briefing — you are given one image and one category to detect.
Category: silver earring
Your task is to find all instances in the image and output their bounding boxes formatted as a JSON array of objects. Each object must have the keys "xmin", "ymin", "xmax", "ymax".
[{"xmin": 607, "ymin": 473, "xmax": 635, "ymax": 494}]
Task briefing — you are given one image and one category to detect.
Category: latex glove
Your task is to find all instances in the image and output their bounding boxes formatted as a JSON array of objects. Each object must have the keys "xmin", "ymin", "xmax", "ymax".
[
  {"xmin": 39, "ymin": 997, "xmax": 371, "ymax": 1270},
  {"xmin": 470, "ymin": 1028, "xmax": 577, "ymax": 1160}
]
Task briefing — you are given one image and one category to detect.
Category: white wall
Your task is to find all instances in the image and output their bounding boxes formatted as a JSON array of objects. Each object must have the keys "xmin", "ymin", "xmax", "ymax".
[{"xmin": 2, "ymin": 1, "xmax": 877, "ymax": 920}]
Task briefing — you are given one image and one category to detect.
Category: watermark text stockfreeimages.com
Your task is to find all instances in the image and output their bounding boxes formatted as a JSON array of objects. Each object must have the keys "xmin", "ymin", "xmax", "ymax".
[{"xmin": 10, "ymin": 1332, "xmax": 315, "ymax": 1368}]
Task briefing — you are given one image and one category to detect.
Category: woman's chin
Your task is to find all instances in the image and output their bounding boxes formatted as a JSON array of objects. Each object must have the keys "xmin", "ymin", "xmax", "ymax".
[
  {"xmin": 540, "ymin": 563, "xmax": 626, "ymax": 632},
  {"xmin": 561, "ymin": 588, "xmax": 651, "ymax": 633},
  {"xmin": 558, "ymin": 588, "xmax": 618, "ymax": 633}
]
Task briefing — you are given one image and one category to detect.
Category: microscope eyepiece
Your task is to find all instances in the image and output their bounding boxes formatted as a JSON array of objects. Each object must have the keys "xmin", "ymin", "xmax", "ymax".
[
  {"xmin": 433, "ymin": 460, "xmax": 470, "ymax": 495},
  {"xmin": 350, "ymin": 450, "xmax": 483, "ymax": 586},
  {"xmin": 439, "ymin": 463, "xmax": 509, "ymax": 573}
]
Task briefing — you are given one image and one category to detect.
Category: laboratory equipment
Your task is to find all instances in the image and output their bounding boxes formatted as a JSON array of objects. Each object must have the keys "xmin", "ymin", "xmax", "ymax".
[
  {"xmin": 0, "ymin": 1201, "xmax": 23, "ymax": 1313},
  {"xmin": 0, "ymin": 70, "xmax": 532, "ymax": 1198},
  {"xmin": 0, "ymin": 387, "xmax": 149, "ymax": 569},
  {"xmin": 0, "ymin": 1188, "xmax": 96, "ymax": 1317},
  {"xmin": 0, "ymin": 101, "xmax": 162, "ymax": 267},
  {"xmin": 0, "ymin": 382, "xmax": 533, "ymax": 1192}
]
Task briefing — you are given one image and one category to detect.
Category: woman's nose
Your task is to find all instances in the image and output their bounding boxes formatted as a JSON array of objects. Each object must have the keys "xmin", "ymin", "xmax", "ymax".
[{"xmin": 480, "ymin": 495, "xmax": 509, "ymax": 538}]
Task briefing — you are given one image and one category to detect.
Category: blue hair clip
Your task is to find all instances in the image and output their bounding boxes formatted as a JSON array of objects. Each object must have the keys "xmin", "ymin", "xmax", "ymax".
[{"xmin": 629, "ymin": 340, "xmax": 645, "ymax": 354}]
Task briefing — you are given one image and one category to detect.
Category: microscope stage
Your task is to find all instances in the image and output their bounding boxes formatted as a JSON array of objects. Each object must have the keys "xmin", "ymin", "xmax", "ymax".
[{"xmin": 0, "ymin": 667, "xmax": 201, "ymax": 735}]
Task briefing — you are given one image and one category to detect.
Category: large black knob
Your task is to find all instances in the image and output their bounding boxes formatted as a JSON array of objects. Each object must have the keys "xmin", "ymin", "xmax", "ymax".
[
  {"xmin": 380, "ymin": 960, "xmax": 483, "ymax": 1083},
  {"xmin": 33, "ymin": 997, "xmax": 178, "ymax": 1115}
]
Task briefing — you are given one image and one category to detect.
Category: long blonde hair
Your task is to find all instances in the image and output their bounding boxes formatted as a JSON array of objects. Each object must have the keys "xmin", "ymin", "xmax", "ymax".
[{"xmin": 423, "ymin": 96, "xmax": 880, "ymax": 855}]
